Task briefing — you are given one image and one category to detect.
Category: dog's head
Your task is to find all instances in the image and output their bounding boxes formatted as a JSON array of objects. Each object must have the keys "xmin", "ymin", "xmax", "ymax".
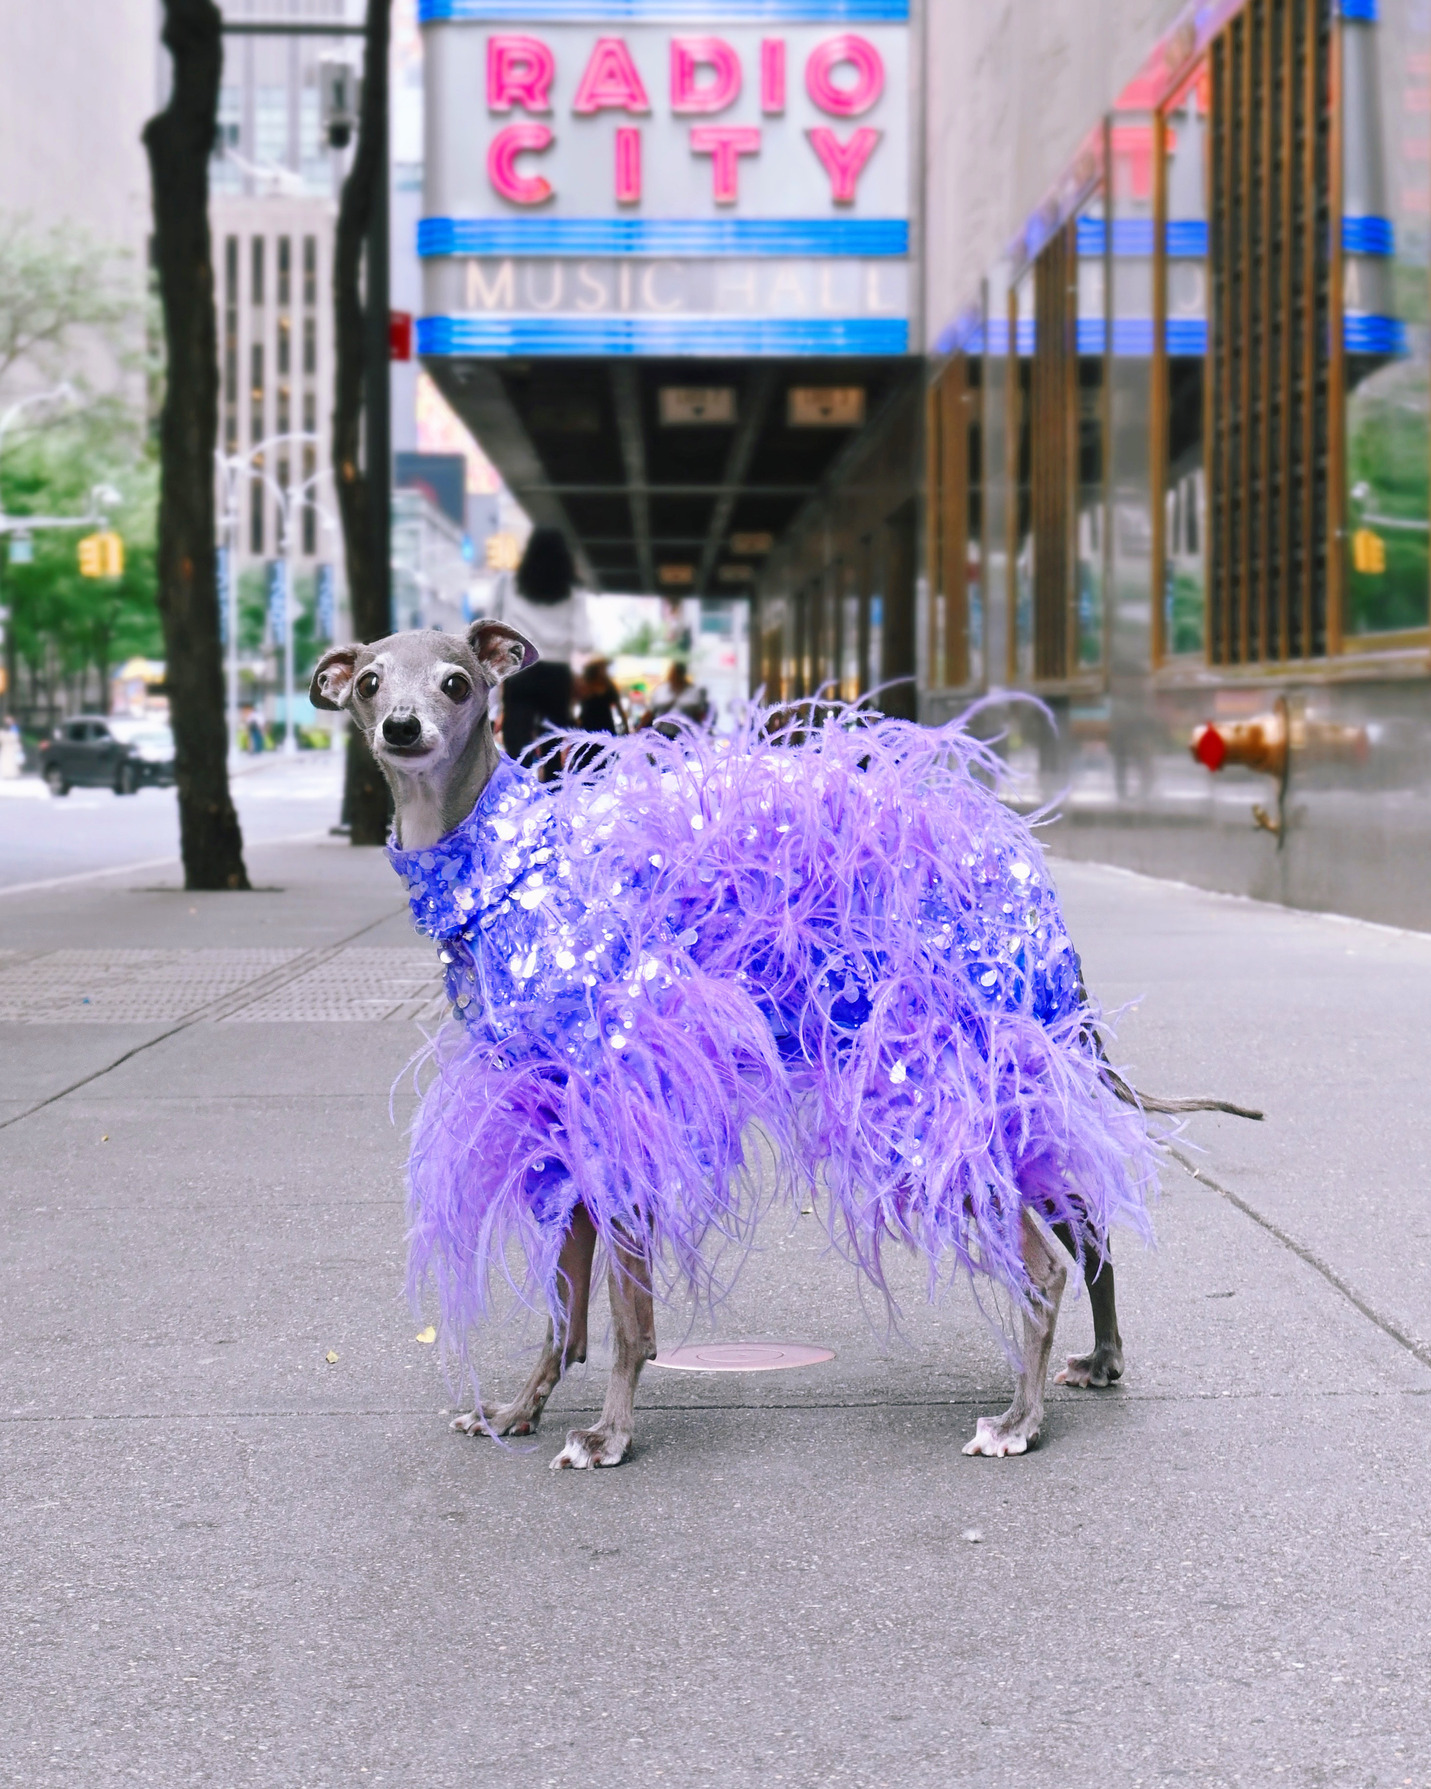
[{"xmin": 309, "ymin": 620, "xmax": 537, "ymax": 776}]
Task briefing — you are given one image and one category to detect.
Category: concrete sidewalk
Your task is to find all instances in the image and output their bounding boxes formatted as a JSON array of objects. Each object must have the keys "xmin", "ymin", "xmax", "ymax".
[{"xmin": 1, "ymin": 838, "xmax": 1428, "ymax": 1787}]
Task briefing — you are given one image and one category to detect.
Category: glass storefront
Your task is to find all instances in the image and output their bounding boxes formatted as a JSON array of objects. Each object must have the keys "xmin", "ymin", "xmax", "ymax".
[
  {"xmin": 1159, "ymin": 65, "xmax": 1209, "ymax": 658},
  {"xmin": 1343, "ymin": 0, "xmax": 1431, "ymax": 640}
]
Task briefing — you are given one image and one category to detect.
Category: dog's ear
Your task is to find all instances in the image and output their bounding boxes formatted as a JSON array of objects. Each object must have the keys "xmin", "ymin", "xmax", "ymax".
[
  {"xmin": 468, "ymin": 619, "xmax": 538, "ymax": 681},
  {"xmin": 310, "ymin": 645, "xmax": 363, "ymax": 711}
]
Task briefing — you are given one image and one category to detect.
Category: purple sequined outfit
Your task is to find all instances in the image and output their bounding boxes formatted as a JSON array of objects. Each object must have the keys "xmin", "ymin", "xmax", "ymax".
[{"xmin": 389, "ymin": 708, "xmax": 1156, "ymax": 1373}]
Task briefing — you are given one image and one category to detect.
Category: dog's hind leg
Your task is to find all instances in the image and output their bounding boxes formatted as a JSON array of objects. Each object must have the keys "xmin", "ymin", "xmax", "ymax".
[
  {"xmin": 451, "ymin": 1205, "xmax": 597, "ymax": 1438},
  {"xmin": 551, "ymin": 1233, "xmax": 656, "ymax": 1470},
  {"xmin": 1051, "ymin": 1221, "xmax": 1124, "ymax": 1389},
  {"xmin": 963, "ymin": 1210, "xmax": 1069, "ymax": 1458}
]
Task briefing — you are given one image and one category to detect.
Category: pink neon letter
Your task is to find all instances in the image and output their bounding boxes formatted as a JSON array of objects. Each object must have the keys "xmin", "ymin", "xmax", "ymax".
[
  {"xmin": 805, "ymin": 35, "xmax": 884, "ymax": 118},
  {"xmin": 572, "ymin": 38, "xmax": 650, "ymax": 114},
  {"xmin": 807, "ymin": 127, "xmax": 881, "ymax": 202},
  {"xmin": 615, "ymin": 127, "xmax": 642, "ymax": 203},
  {"xmin": 760, "ymin": 39, "xmax": 786, "ymax": 114},
  {"xmin": 690, "ymin": 126, "xmax": 760, "ymax": 205},
  {"xmin": 488, "ymin": 124, "xmax": 554, "ymax": 205},
  {"xmin": 671, "ymin": 38, "xmax": 742, "ymax": 115},
  {"xmin": 486, "ymin": 35, "xmax": 554, "ymax": 112}
]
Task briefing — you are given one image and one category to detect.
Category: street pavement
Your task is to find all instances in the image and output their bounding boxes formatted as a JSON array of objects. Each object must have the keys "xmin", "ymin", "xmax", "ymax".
[
  {"xmin": 1, "ymin": 823, "xmax": 1429, "ymax": 1787},
  {"xmin": 0, "ymin": 751, "xmax": 345, "ymax": 892}
]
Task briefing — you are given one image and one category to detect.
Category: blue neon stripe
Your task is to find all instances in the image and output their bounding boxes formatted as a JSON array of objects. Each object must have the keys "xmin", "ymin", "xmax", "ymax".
[
  {"xmin": 1073, "ymin": 319, "xmax": 1207, "ymax": 355},
  {"xmin": 1344, "ymin": 312, "xmax": 1407, "ymax": 355},
  {"xmin": 419, "ymin": 216, "xmax": 909, "ymax": 258},
  {"xmin": 1166, "ymin": 220, "xmax": 1209, "ymax": 257},
  {"xmin": 1165, "ymin": 318, "xmax": 1207, "ymax": 355},
  {"xmin": 420, "ymin": 0, "xmax": 908, "ymax": 18},
  {"xmin": 1075, "ymin": 217, "xmax": 1208, "ymax": 258},
  {"xmin": 417, "ymin": 313, "xmax": 909, "ymax": 355},
  {"xmin": 1343, "ymin": 215, "xmax": 1395, "ymax": 256},
  {"xmin": 968, "ymin": 316, "xmax": 1210, "ymax": 358},
  {"xmin": 1340, "ymin": 0, "xmax": 1377, "ymax": 19}
]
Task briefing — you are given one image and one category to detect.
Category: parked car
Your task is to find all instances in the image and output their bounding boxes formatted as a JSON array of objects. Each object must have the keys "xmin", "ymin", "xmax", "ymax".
[{"xmin": 38, "ymin": 716, "xmax": 177, "ymax": 795}]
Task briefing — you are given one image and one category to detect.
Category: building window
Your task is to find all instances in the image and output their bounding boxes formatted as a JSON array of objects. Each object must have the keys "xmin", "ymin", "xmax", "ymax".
[
  {"xmin": 249, "ymin": 342, "xmax": 264, "ymax": 448},
  {"xmin": 249, "ymin": 476, "xmax": 264, "ymax": 555},
  {"xmin": 303, "ymin": 235, "xmax": 317, "ymax": 308},
  {"xmin": 1154, "ymin": 66, "xmax": 1211, "ymax": 658},
  {"xmin": 277, "ymin": 314, "xmax": 290, "ymax": 378},
  {"xmin": 277, "ymin": 235, "xmax": 291, "ymax": 308},
  {"xmin": 302, "ymin": 443, "xmax": 317, "ymax": 555},
  {"xmin": 926, "ymin": 353, "xmax": 981, "ymax": 690},
  {"xmin": 223, "ymin": 235, "xmax": 239, "ymax": 454},
  {"xmin": 251, "ymin": 236, "xmax": 265, "ymax": 307},
  {"xmin": 303, "ymin": 388, "xmax": 317, "ymax": 434},
  {"xmin": 303, "ymin": 314, "xmax": 317, "ymax": 377},
  {"xmin": 277, "ymin": 383, "xmax": 290, "ymax": 438},
  {"xmin": 1206, "ymin": 0, "xmax": 1332, "ymax": 664},
  {"xmin": 1073, "ymin": 195, "xmax": 1108, "ymax": 672},
  {"xmin": 1009, "ymin": 265, "xmax": 1034, "ymax": 684}
]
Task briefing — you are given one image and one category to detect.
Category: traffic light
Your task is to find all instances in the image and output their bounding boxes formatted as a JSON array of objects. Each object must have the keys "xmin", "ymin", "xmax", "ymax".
[
  {"xmin": 78, "ymin": 532, "xmax": 124, "ymax": 578},
  {"xmin": 485, "ymin": 532, "xmax": 520, "ymax": 571},
  {"xmin": 1352, "ymin": 527, "xmax": 1386, "ymax": 575}
]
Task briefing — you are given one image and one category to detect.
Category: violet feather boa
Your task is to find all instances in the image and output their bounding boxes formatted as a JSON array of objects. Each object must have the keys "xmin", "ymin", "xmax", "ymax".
[{"xmin": 389, "ymin": 703, "xmax": 1157, "ymax": 1380}]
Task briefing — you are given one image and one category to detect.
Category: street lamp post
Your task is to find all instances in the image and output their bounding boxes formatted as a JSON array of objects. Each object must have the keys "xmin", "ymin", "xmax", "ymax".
[
  {"xmin": 284, "ymin": 459, "xmax": 300, "ymax": 755},
  {"xmin": 214, "ymin": 450, "xmax": 243, "ymax": 757},
  {"xmin": 216, "ymin": 432, "xmax": 333, "ymax": 755}
]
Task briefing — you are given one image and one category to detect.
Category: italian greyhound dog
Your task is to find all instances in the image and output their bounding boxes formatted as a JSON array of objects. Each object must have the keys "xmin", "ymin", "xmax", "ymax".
[{"xmin": 313, "ymin": 620, "xmax": 1259, "ymax": 1468}]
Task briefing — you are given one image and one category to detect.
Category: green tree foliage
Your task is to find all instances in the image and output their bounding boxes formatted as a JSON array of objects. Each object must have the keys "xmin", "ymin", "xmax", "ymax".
[
  {"xmin": 0, "ymin": 213, "xmax": 158, "ymax": 723},
  {"xmin": 0, "ymin": 213, "xmax": 141, "ymax": 393},
  {"xmin": 3, "ymin": 423, "xmax": 162, "ymax": 722}
]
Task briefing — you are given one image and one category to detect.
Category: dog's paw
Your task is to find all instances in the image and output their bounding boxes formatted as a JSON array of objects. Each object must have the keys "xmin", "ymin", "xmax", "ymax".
[
  {"xmin": 963, "ymin": 1414, "xmax": 1038, "ymax": 1458},
  {"xmin": 550, "ymin": 1425, "xmax": 632, "ymax": 1470},
  {"xmin": 450, "ymin": 1405, "xmax": 537, "ymax": 1439},
  {"xmin": 1054, "ymin": 1342, "xmax": 1124, "ymax": 1389}
]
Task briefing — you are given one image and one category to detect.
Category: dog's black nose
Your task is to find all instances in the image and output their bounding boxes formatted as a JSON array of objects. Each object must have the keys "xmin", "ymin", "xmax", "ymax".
[{"xmin": 382, "ymin": 714, "xmax": 423, "ymax": 748}]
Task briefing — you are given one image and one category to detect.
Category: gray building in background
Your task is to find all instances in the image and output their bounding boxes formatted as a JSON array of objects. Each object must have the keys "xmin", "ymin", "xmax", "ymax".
[
  {"xmin": 0, "ymin": 0, "xmax": 155, "ymax": 399},
  {"xmin": 210, "ymin": 0, "xmax": 363, "ymax": 667}
]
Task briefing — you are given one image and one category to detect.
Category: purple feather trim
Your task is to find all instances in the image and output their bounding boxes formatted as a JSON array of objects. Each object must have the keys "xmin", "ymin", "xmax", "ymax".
[{"xmin": 391, "ymin": 703, "xmax": 1158, "ymax": 1381}]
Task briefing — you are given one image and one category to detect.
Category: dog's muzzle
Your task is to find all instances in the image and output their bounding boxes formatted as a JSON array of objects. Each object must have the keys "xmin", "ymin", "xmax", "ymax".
[{"xmin": 382, "ymin": 714, "xmax": 424, "ymax": 750}]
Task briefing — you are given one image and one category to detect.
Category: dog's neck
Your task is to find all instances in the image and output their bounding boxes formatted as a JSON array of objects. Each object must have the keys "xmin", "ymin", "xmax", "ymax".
[{"xmin": 381, "ymin": 714, "xmax": 502, "ymax": 851}]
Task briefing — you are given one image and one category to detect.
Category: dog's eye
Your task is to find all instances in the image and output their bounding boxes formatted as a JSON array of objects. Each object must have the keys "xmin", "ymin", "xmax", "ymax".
[
  {"xmin": 441, "ymin": 672, "xmax": 472, "ymax": 704},
  {"xmin": 356, "ymin": 671, "xmax": 380, "ymax": 699}
]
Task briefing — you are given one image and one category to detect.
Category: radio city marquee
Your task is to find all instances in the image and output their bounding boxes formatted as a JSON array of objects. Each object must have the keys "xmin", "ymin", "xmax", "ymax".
[{"xmin": 416, "ymin": 1, "xmax": 912, "ymax": 357}]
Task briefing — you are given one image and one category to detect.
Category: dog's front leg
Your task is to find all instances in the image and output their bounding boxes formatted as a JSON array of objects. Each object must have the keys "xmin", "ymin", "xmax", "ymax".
[
  {"xmin": 451, "ymin": 1206, "xmax": 597, "ymax": 1438},
  {"xmin": 551, "ymin": 1233, "xmax": 656, "ymax": 1470},
  {"xmin": 964, "ymin": 1210, "xmax": 1069, "ymax": 1458},
  {"xmin": 1051, "ymin": 1221, "xmax": 1124, "ymax": 1388}
]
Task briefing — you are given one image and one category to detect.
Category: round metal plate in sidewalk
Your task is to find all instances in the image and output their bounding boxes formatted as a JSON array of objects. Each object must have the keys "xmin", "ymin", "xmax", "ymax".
[{"xmin": 650, "ymin": 1341, "xmax": 835, "ymax": 1373}]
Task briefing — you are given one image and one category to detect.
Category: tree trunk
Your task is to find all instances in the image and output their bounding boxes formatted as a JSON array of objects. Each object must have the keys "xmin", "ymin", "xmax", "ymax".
[
  {"xmin": 142, "ymin": 0, "xmax": 249, "ymax": 890},
  {"xmin": 334, "ymin": 0, "xmax": 394, "ymax": 847}
]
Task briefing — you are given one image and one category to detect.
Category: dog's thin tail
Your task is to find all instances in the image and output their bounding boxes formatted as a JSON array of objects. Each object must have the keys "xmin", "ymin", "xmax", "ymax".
[{"xmin": 1102, "ymin": 1064, "xmax": 1263, "ymax": 1122}]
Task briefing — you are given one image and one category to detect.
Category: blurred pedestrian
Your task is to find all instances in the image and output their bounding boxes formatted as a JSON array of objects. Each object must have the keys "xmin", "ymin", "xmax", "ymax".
[
  {"xmin": 491, "ymin": 527, "xmax": 591, "ymax": 779},
  {"xmin": 0, "ymin": 716, "xmax": 22, "ymax": 780},
  {"xmin": 637, "ymin": 660, "xmax": 710, "ymax": 738},
  {"xmin": 568, "ymin": 657, "xmax": 628, "ymax": 774}
]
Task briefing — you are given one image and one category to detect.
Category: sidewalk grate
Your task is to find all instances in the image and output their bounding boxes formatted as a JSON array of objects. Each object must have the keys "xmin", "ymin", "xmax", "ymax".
[
  {"xmin": 0, "ymin": 947, "xmax": 445, "ymax": 1025},
  {"xmin": 224, "ymin": 948, "xmax": 446, "ymax": 1023}
]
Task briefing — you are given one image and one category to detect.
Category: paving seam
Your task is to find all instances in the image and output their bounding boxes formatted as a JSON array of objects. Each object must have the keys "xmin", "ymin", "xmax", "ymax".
[
  {"xmin": 0, "ymin": 909, "xmax": 401, "ymax": 1135},
  {"xmin": 5, "ymin": 1389, "xmax": 1430, "ymax": 1424},
  {"xmin": 1167, "ymin": 1144, "xmax": 1431, "ymax": 1371}
]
